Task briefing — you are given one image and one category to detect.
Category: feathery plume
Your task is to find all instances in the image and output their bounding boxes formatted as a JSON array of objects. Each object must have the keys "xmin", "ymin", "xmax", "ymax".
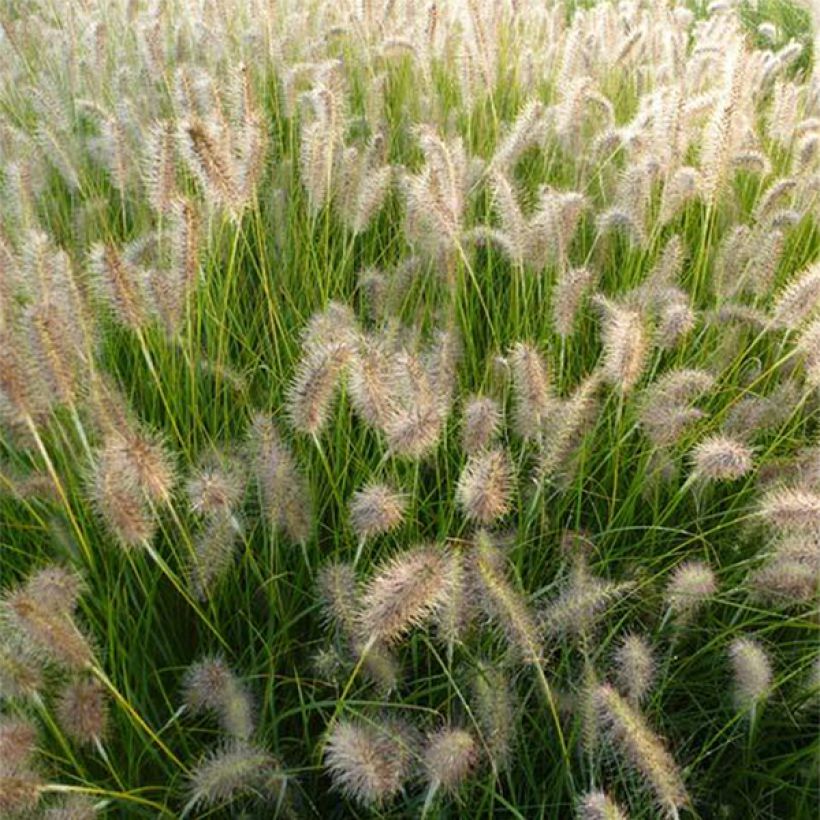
[
  {"xmin": 88, "ymin": 243, "xmax": 152, "ymax": 331},
  {"xmin": 553, "ymin": 267, "xmax": 596, "ymax": 338},
  {"xmin": 758, "ymin": 485, "xmax": 820, "ymax": 533},
  {"xmin": 422, "ymin": 727, "xmax": 477, "ymax": 795},
  {"xmin": 183, "ymin": 657, "xmax": 254, "ymax": 740},
  {"xmin": 358, "ymin": 546, "xmax": 452, "ymax": 645},
  {"xmin": 347, "ymin": 336, "xmax": 394, "ymax": 428},
  {"xmin": 0, "ymin": 632, "xmax": 43, "ymax": 702},
  {"xmin": 0, "ymin": 716, "xmax": 37, "ymax": 771},
  {"xmin": 637, "ymin": 369, "xmax": 713, "ymax": 447},
  {"xmin": 593, "ymin": 296, "xmax": 649, "ymax": 393},
  {"xmin": 317, "ymin": 562, "xmax": 399, "ymax": 692},
  {"xmin": 349, "ymin": 483, "xmax": 407, "ymax": 542},
  {"xmin": 594, "ymin": 684, "xmax": 688, "ymax": 817},
  {"xmin": 473, "ymin": 660, "xmax": 515, "ymax": 772},
  {"xmin": 56, "ymin": 676, "xmax": 108, "ymax": 746},
  {"xmin": 748, "ymin": 557, "xmax": 817, "ymax": 606},
  {"xmin": 541, "ymin": 562, "xmax": 632, "ymax": 639},
  {"xmin": 456, "ymin": 448, "xmax": 514, "ymax": 525},
  {"xmin": 302, "ymin": 302, "xmax": 359, "ymax": 354},
  {"xmin": 1, "ymin": 566, "xmax": 92, "ymax": 670},
  {"xmin": 186, "ymin": 741, "xmax": 287, "ymax": 813},
  {"xmin": 249, "ymin": 414, "xmax": 313, "ymax": 544},
  {"xmin": 461, "ymin": 395, "xmax": 501, "ymax": 454},
  {"xmin": 509, "ymin": 342, "xmax": 554, "ymax": 440},
  {"xmin": 729, "ymin": 637, "xmax": 773, "ymax": 711},
  {"xmin": 770, "ymin": 262, "xmax": 820, "ymax": 329},
  {"xmin": 382, "ymin": 352, "xmax": 444, "ymax": 459},
  {"xmin": 286, "ymin": 342, "xmax": 351, "ymax": 436},
  {"xmin": 614, "ymin": 634, "xmax": 655, "ymax": 705},
  {"xmin": 42, "ymin": 794, "xmax": 98, "ymax": 819},
  {"xmin": 664, "ymin": 560, "xmax": 717, "ymax": 621},
  {"xmin": 324, "ymin": 718, "xmax": 413, "ymax": 808},
  {"xmin": 690, "ymin": 435, "xmax": 754, "ymax": 482},
  {"xmin": 538, "ymin": 371, "xmax": 602, "ymax": 484},
  {"xmin": 186, "ymin": 453, "xmax": 244, "ymax": 518},
  {"xmin": 189, "ymin": 513, "xmax": 241, "ymax": 600},
  {"xmin": 471, "ymin": 532, "xmax": 541, "ymax": 664},
  {"xmin": 577, "ymin": 790, "xmax": 629, "ymax": 820},
  {"xmin": 143, "ymin": 120, "xmax": 177, "ymax": 213},
  {"xmin": 178, "ymin": 119, "xmax": 242, "ymax": 214}
]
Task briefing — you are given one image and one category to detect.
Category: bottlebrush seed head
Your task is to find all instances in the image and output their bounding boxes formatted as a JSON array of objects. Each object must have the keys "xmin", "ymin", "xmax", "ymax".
[
  {"xmin": 423, "ymin": 727, "xmax": 477, "ymax": 792},
  {"xmin": 0, "ymin": 716, "xmax": 37, "ymax": 771},
  {"xmin": 747, "ymin": 553, "xmax": 817, "ymax": 607},
  {"xmin": 690, "ymin": 435, "xmax": 754, "ymax": 481},
  {"xmin": 472, "ymin": 660, "xmax": 515, "ymax": 772},
  {"xmin": 758, "ymin": 485, "xmax": 820, "ymax": 533},
  {"xmin": 188, "ymin": 513, "xmax": 240, "ymax": 601},
  {"xmin": 664, "ymin": 560, "xmax": 717, "ymax": 619},
  {"xmin": 56, "ymin": 676, "xmax": 108, "ymax": 746},
  {"xmin": 358, "ymin": 545, "xmax": 453, "ymax": 645},
  {"xmin": 594, "ymin": 684, "xmax": 688, "ymax": 817},
  {"xmin": 461, "ymin": 394, "xmax": 502, "ymax": 454},
  {"xmin": 183, "ymin": 656, "xmax": 255, "ymax": 740},
  {"xmin": 2, "ymin": 569, "xmax": 94, "ymax": 670},
  {"xmin": 41, "ymin": 794, "xmax": 98, "ymax": 819},
  {"xmin": 324, "ymin": 718, "xmax": 413, "ymax": 808},
  {"xmin": 286, "ymin": 342, "xmax": 352, "ymax": 436},
  {"xmin": 729, "ymin": 637, "xmax": 773, "ymax": 711},
  {"xmin": 186, "ymin": 454, "xmax": 244, "ymax": 518},
  {"xmin": 186, "ymin": 740, "xmax": 286, "ymax": 812},
  {"xmin": 509, "ymin": 341, "xmax": 553, "ymax": 440},
  {"xmin": 577, "ymin": 790, "xmax": 629, "ymax": 820},
  {"xmin": 593, "ymin": 295, "xmax": 650, "ymax": 394},
  {"xmin": 0, "ymin": 634, "xmax": 43, "ymax": 702},
  {"xmin": 456, "ymin": 447, "xmax": 514, "ymax": 525},
  {"xmin": 471, "ymin": 531, "xmax": 542, "ymax": 665},
  {"xmin": 0, "ymin": 770, "xmax": 42, "ymax": 816},
  {"xmin": 317, "ymin": 561, "xmax": 359, "ymax": 632},
  {"xmin": 614, "ymin": 633, "xmax": 655, "ymax": 705},
  {"xmin": 349, "ymin": 483, "xmax": 408, "ymax": 541},
  {"xmin": 249, "ymin": 414, "xmax": 313, "ymax": 544}
]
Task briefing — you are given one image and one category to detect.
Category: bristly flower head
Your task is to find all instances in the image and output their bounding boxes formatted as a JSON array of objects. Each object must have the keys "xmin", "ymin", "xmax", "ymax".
[
  {"xmin": 461, "ymin": 395, "xmax": 502, "ymax": 454},
  {"xmin": 2, "ymin": 567, "xmax": 94, "ymax": 670},
  {"xmin": 594, "ymin": 684, "xmax": 688, "ymax": 818},
  {"xmin": 577, "ymin": 790, "xmax": 629, "ymax": 820},
  {"xmin": 509, "ymin": 342, "xmax": 553, "ymax": 440},
  {"xmin": 0, "ymin": 716, "xmax": 38, "ymax": 772},
  {"xmin": 472, "ymin": 660, "xmax": 515, "ymax": 773},
  {"xmin": 348, "ymin": 483, "xmax": 408, "ymax": 542},
  {"xmin": 456, "ymin": 447, "xmax": 514, "ymax": 524},
  {"xmin": 286, "ymin": 342, "xmax": 352, "ymax": 436},
  {"xmin": 249, "ymin": 414, "xmax": 313, "ymax": 544},
  {"xmin": 664, "ymin": 560, "xmax": 717, "ymax": 621},
  {"xmin": 690, "ymin": 435, "xmax": 754, "ymax": 481},
  {"xmin": 42, "ymin": 794, "xmax": 99, "ymax": 819},
  {"xmin": 186, "ymin": 452, "xmax": 244, "ymax": 518},
  {"xmin": 614, "ymin": 633, "xmax": 655, "ymax": 705},
  {"xmin": 324, "ymin": 718, "xmax": 414, "ymax": 808},
  {"xmin": 729, "ymin": 637, "xmax": 773, "ymax": 711},
  {"xmin": 56, "ymin": 676, "xmax": 108, "ymax": 746},
  {"xmin": 183, "ymin": 656, "xmax": 255, "ymax": 740},
  {"xmin": 593, "ymin": 295, "xmax": 650, "ymax": 393},
  {"xmin": 758, "ymin": 485, "xmax": 820, "ymax": 534},
  {"xmin": 358, "ymin": 545, "xmax": 453, "ymax": 645},
  {"xmin": 422, "ymin": 727, "xmax": 477, "ymax": 793},
  {"xmin": 185, "ymin": 740, "xmax": 287, "ymax": 813}
]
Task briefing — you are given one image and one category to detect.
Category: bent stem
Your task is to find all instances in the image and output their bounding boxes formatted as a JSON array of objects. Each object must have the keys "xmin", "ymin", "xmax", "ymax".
[{"xmin": 89, "ymin": 665, "xmax": 186, "ymax": 772}]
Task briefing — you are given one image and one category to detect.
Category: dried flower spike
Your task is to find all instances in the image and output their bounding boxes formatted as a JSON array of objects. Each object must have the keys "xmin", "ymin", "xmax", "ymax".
[{"xmin": 324, "ymin": 718, "xmax": 412, "ymax": 808}]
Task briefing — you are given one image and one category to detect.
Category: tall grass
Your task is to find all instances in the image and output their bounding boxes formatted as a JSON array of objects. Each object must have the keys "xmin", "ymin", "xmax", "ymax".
[{"xmin": 0, "ymin": 0, "xmax": 818, "ymax": 817}]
